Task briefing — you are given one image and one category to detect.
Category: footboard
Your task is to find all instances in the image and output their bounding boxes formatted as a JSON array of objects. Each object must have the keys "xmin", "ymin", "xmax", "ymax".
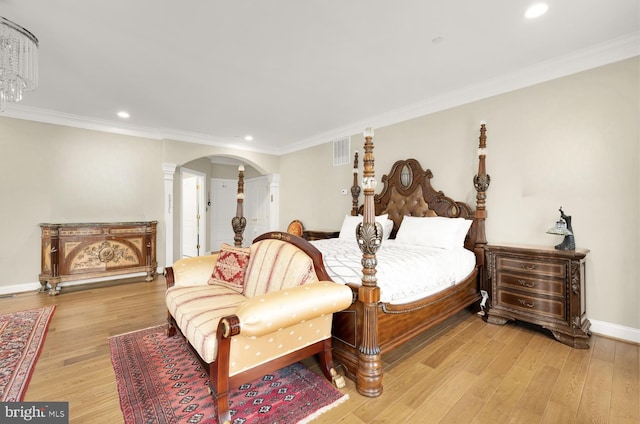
[
  {"xmin": 335, "ymin": 123, "xmax": 489, "ymax": 396},
  {"xmin": 331, "ymin": 267, "xmax": 480, "ymax": 382}
]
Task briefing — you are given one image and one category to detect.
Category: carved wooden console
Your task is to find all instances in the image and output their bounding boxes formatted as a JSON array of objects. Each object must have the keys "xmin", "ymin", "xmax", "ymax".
[{"xmin": 39, "ymin": 221, "xmax": 158, "ymax": 295}]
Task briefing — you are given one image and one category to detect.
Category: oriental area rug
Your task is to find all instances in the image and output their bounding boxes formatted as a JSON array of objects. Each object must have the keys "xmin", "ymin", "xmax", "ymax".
[
  {"xmin": 0, "ymin": 305, "xmax": 56, "ymax": 402},
  {"xmin": 110, "ymin": 325, "xmax": 348, "ymax": 424}
]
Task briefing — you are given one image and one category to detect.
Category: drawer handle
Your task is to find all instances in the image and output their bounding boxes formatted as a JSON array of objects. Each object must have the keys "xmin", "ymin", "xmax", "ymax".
[
  {"xmin": 517, "ymin": 279, "xmax": 534, "ymax": 288},
  {"xmin": 518, "ymin": 298, "xmax": 535, "ymax": 308},
  {"xmin": 521, "ymin": 264, "xmax": 535, "ymax": 270}
]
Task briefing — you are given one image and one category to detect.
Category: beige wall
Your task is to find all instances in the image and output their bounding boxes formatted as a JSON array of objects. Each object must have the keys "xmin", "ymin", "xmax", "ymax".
[
  {"xmin": 0, "ymin": 119, "xmax": 165, "ymax": 289},
  {"xmin": 279, "ymin": 57, "xmax": 639, "ymax": 332},
  {"xmin": 0, "ymin": 57, "xmax": 637, "ymax": 337},
  {"xmin": 0, "ymin": 122, "xmax": 279, "ymax": 291}
]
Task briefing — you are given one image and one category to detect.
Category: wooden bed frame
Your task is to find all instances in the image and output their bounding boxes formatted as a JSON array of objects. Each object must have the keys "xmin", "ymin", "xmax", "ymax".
[
  {"xmin": 330, "ymin": 124, "xmax": 490, "ymax": 397},
  {"xmin": 243, "ymin": 124, "xmax": 489, "ymax": 397}
]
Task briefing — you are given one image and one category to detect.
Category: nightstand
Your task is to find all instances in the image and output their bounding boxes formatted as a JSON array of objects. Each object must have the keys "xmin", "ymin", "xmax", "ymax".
[
  {"xmin": 485, "ymin": 244, "xmax": 591, "ymax": 348},
  {"xmin": 302, "ymin": 230, "xmax": 339, "ymax": 241}
]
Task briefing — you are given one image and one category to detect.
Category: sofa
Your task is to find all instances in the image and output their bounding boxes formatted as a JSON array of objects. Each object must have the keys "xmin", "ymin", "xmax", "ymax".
[{"xmin": 165, "ymin": 232, "xmax": 353, "ymax": 424}]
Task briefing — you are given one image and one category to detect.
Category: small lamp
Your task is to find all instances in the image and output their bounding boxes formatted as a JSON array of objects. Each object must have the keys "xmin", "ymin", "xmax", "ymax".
[{"xmin": 546, "ymin": 207, "xmax": 575, "ymax": 250}]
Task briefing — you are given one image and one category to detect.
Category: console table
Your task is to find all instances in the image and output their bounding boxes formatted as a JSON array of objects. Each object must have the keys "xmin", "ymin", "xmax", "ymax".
[{"xmin": 39, "ymin": 221, "xmax": 157, "ymax": 295}]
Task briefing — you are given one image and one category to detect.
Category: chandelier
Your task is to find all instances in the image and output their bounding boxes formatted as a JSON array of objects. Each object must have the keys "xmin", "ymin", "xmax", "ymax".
[{"xmin": 0, "ymin": 17, "xmax": 38, "ymax": 112}]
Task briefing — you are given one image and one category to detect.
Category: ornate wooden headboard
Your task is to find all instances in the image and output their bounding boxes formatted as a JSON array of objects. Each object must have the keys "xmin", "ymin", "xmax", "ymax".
[{"xmin": 351, "ymin": 124, "xmax": 489, "ymax": 254}]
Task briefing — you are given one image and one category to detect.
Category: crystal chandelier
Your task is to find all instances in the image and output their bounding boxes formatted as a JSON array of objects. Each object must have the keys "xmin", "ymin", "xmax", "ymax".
[{"xmin": 0, "ymin": 17, "xmax": 39, "ymax": 112}]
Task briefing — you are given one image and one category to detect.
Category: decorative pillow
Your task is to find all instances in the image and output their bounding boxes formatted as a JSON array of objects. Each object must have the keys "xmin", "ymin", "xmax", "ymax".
[
  {"xmin": 395, "ymin": 216, "xmax": 472, "ymax": 250},
  {"xmin": 338, "ymin": 214, "xmax": 391, "ymax": 240},
  {"xmin": 208, "ymin": 243, "xmax": 251, "ymax": 292}
]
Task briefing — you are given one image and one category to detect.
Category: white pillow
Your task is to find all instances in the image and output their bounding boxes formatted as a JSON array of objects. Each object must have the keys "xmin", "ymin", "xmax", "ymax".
[
  {"xmin": 338, "ymin": 215, "xmax": 362, "ymax": 239},
  {"xmin": 395, "ymin": 216, "xmax": 472, "ymax": 249},
  {"xmin": 338, "ymin": 214, "xmax": 392, "ymax": 240},
  {"xmin": 382, "ymin": 219, "xmax": 394, "ymax": 240}
]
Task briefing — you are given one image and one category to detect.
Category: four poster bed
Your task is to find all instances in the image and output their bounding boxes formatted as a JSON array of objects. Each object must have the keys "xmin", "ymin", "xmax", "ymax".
[
  {"xmin": 310, "ymin": 124, "xmax": 490, "ymax": 396},
  {"xmin": 238, "ymin": 124, "xmax": 490, "ymax": 397}
]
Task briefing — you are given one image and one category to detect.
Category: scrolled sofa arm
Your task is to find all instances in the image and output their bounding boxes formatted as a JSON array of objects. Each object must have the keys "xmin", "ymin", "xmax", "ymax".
[
  {"xmin": 165, "ymin": 253, "xmax": 219, "ymax": 288},
  {"xmin": 234, "ymin": 282, "xmax": 353, "ymax": 338}
]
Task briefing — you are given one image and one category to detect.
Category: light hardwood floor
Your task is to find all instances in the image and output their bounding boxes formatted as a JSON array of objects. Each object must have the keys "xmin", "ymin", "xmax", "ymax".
[{"xmin": 2, "ymin": 277, "xmax": 638, "ymax": 423}]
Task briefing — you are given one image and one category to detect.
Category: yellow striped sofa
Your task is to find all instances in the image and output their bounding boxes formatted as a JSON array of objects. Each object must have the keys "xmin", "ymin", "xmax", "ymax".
[{"xmin": 165, "ymin": 233, "xmax": 353, "ymax": 424}]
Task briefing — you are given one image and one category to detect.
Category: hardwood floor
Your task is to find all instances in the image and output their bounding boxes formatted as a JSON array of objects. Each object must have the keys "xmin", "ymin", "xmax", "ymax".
[{"xmin": 2, "ymin": 277, "xmax": 638, "ymax": 423}]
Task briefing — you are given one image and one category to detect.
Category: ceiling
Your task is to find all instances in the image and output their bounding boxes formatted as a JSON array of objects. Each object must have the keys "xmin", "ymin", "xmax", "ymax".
[{"xmin": 1, "ymin": 1, "xmax": 638, "ymax": 155}]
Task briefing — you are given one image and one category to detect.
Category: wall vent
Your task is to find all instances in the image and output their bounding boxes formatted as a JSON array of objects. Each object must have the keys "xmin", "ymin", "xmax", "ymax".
[{"xmin": 332, "ymin": 136, "xmax": 351, "ymax": 166}]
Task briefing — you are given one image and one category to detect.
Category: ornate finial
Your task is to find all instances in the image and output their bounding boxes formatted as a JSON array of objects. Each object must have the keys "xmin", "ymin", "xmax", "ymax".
[
  {"xmin": 232, "ymin": 165, "xmax": 246, "ymax": 247},
  {"xmin": 351, "ymin": 151, "xmax": 361, "ymax": 216}
]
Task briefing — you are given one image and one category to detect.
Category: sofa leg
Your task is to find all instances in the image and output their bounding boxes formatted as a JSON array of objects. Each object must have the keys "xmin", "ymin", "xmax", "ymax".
[
  {"xmin": 215, "ymin": 394, "xmax": 231, "ymax": 424},
  {"xmin": 317, "ymin": 340, "xmax": 334, "ymax": 378},
  {"xmin": 331, "ymin": 368, "xmax": 346, "ymax": 389},
  {"xmin": 166, "ymin": 315, "xmax": 177, "ymax": 337},
  {"xmin": 211, "ymin": 377, "xmax": 230, "ymax": 424}
]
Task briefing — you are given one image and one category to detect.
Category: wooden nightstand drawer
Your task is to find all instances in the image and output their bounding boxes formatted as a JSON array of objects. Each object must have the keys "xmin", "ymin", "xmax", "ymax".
[
  {"xmin": 485, "ymin": 244, "xmax": 590, "ymax": 348},
  {"xmin": 496, "ymin": 272, "xmax": 565, "ymax": 297},
  {"xmin": 498, "ymin": 290, "xmax": 565, "ymax": 320},
  {"xmin": 496, "ymin": 256, "xmax": 565, "ymax": 278}
]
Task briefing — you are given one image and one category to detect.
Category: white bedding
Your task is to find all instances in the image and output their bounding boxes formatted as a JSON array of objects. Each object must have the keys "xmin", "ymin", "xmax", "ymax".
[{"xmin": 310, "ymin": 238, "xmax": 476, "ymax": 305}]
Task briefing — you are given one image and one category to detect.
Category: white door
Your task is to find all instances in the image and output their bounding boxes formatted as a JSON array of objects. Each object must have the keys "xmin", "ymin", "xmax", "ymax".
[
  {"xmin": 181, "ymin": 169, "xmax": 206, "ymax": 258},
  {"xmin": 245, "ymin": 176, "xmax": 271, "ymax": 241},
  {"xmin": 210, "ymin": 178, "xmax": 237, "ymax": 250}
]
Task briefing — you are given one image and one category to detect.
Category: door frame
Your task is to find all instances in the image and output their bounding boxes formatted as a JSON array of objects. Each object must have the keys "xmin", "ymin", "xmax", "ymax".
[{"xmin": 180, "ymin": 167, "xmax": 206, "ymax": 258}]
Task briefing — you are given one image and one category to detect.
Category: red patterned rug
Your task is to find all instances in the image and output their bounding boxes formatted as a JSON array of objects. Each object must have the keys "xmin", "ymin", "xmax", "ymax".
[
  {"xmin": 0, "ymin": 305, "xmax": 55, "ymax": 402},
  {"xmin": 110, "ymin": 325, "xmax": 348, "ymax": 423}
]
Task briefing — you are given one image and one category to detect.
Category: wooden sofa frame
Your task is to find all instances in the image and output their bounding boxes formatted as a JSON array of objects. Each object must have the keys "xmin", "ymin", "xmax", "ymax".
[{"xmin": 165, "ymin": 234, "xmax": 350, "ymax": 424}]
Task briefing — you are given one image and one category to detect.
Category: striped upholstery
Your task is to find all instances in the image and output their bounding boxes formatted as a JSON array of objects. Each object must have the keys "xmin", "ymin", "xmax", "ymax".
[
  {"xmin": 166, "ymin": 284, "xmax": 246, "ymax": 363},
  {"xmin": 243, "ymin": 239, "xmax": 318, "ymax": 297},
  {"xmin": 166, "ymin": 239, "xmax": 334, "ymax": 372}
]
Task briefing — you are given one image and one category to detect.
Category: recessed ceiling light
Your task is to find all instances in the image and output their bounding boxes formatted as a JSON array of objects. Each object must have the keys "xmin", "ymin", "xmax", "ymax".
[
  {"xmin": 244, "ymin": 135, "xmax": 253, "ymax": 141},
  {"xmin": 525, "ymin": 3, "xmax": 548, "ymax": 19},
  {"xmin": 117, "ymin": 111, "xmax": 130, "ymax": 119}
]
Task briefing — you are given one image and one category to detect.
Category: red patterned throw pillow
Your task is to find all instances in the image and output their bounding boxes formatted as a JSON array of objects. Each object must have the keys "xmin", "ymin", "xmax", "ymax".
[{"xmin": 208, "ymin": 243, "xmax": 251, "ymax": 293}]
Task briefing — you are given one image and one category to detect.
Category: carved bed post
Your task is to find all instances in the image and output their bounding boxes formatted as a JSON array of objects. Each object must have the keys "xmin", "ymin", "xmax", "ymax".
[
  {"xmin": 355, "ymin": 128, "xmax": 383, "ymax": 397},
  {"xmin": 350, "ymin": 151, "xmax": 361, "ymax": 216},
  {"xmin": 473, "ymin": 123, "xmax": 490, "ymax": 288},
  {"xmin": 232, "ymin": 165, "xmax": 247, "ymax": 247}
]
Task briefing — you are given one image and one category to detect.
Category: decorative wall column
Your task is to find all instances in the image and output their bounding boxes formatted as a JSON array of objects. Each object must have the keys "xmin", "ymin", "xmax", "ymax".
[
  {"xmin": 355, "ymin": 128, "xmax": 383, "ymax": 397},
  {"xmin": 163, "ymin": 163, "xmax": 177, "ymax": 267}
]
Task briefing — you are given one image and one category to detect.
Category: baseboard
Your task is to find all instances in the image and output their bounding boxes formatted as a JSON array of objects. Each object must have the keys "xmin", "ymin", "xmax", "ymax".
[
  {"xmin": 590, "ymin": 319, "xmax": 640, "ymax": 344},
  {"xmin": 0, "ymin": 282, "xmax": 41, "ymax": 297},
  {"xmin": 0, "ymin": 267, "xmax": 163, "ymax": 297}
]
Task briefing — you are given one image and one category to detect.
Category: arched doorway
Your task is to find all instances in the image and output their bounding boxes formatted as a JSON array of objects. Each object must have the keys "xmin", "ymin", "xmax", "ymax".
[{"xmin": 163, "ymin": 155, "xmax": 280, "ymax": 265}]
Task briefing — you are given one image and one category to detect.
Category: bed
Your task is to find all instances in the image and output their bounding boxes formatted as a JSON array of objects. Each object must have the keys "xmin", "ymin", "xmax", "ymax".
[{"xmin": 310, "ymin": 124, "xmax": 490, "ymax": 397}]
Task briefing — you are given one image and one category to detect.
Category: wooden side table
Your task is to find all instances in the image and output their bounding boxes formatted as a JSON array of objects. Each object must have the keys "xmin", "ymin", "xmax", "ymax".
[
  {"xmin": 485, "ymin": 244, "xmax": 591, "ymax": 348},
  {"xmin": 302, "ymin": 230, "xmax": 339, "ymax": 241}
]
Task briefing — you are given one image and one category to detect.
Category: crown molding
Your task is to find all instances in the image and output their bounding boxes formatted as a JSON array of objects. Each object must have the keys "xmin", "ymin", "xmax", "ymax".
[
  {"xmin": 2, "ymin": 33, "xmax": 638, "ymax": 157},
  {"xmin": 280, "ymin": 33, "xmax": 640, "ymax": 155},
  {"xmin": 1, "ymin": 105, "xmax": 164, "ymax": 139}
]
